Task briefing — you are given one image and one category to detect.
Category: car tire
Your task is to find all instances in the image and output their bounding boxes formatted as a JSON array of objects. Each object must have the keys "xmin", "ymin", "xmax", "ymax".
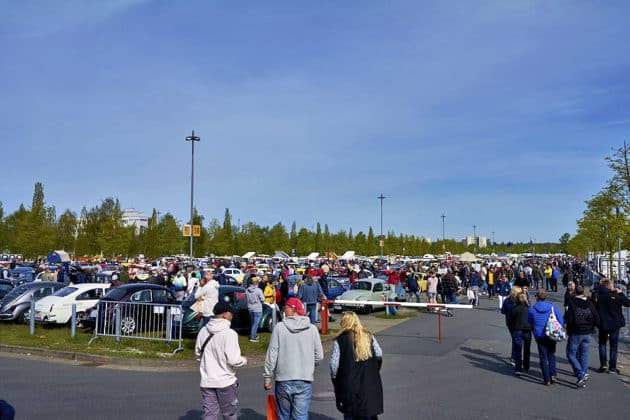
[
  {"xmin": 264, "ymin": 315, "xmax": 274, "ymax": 332},
  {"xmin": 120, "ymin": 316, "xmax": 136, "ymax": 334},
  {"xmin": 363, "ymin": 304, "xmax": 372, "ymax": 314}
]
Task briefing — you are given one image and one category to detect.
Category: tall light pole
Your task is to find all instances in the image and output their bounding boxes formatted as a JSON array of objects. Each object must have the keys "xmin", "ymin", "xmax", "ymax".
[
  {"xmin": 185, "ymin": 130, "xmax": 200, "ymax": 263},
  {"xmin": 473, "ymin": 224, "xmax": 477, "ymax": 252},
  {"xmin": 378, "ymin": 194, "xmax": 386, "ymax": 256},
  {"xmin": 441, "ymin": 213, "xmax": 446, "ymax": 252}
]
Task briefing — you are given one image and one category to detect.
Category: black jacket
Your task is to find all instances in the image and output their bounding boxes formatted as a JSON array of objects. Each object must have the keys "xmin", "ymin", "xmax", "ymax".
[
  {"xmin": 565, "ymin": 296, "xmax": 599, "ymax": 335},
  {"xmin": 508, "ymin": 303, "xmax": 531, "ymax": 332},
  {"xmin": 595, "ymin": 287, "xmax": 630, "ymax": 331},
  {"xmin": 441, "ymin": 273, "xmax": 458, "ymax": 294},
  {"xmin": 333, "ymin": 332, "xmax": 383, "ymax": 417}
]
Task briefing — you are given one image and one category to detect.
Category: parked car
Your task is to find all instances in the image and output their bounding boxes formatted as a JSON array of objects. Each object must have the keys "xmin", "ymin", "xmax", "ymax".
[
  {"xmin": 181, "ymin": 285, "xmax": 280, "ymax": 337},
  {"xmin": 221, "ymin": 267, "xmax": 244, "ymax": 284},
  {"xmin": 33, "ymin": 283, "xmax": 111, "ymax": 325},
  {"xmin": 0, "ymin": 282, "xmax": 65, "ymax": 322},
  {"xmin": 86, "ymin": 283, "xmax": 180, "ymax": 333},
  {"xmin": 0, "ymin": 279, "xmax": 15, "ymax": 300},
  {"xmin": 326, "ymin": 277, "xmax": 350, "ymax": 300},
  {"xmin": 333, "ymin": 278, "xmax": 395, "ymax": 313},
  {"xmin": 9, "ymin": 266, "xmax": 35, "ymax": 284}
]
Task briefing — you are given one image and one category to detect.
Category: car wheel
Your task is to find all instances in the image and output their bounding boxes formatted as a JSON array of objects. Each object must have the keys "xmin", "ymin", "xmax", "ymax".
[
  {"xmin": 264, "ymin": 316, "xmax": 274, "ymax": 332},
  {"xmin": 363, "ymin": 304, "xmax": 372, "ymax": 314},
  {"xmin": 120, "ymin": 316, "xmax": 136, "ymax": 334},
  {"xmin": 18, "ymin": 310, "xmax": 27, "ymax": 324}
]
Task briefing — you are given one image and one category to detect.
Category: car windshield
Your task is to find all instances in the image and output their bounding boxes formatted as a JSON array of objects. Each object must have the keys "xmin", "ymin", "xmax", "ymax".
[
  {"xmin": 350, "ymin": 281, "xmax": 372, "ymax": 291},
  {"xmin": 102, "ymin": 287, "xmax": 128, "ymax": 301},
  {"xmin": 53, "ymin": 287, "xmax": 78, "ymax": 297},
  {"xmin": 3, "ymin": 284, "xmax": 30, "ymax": 299},
  {"xmin": 0, "ymin": 283, "xmax": 13, "ymax": 292}
]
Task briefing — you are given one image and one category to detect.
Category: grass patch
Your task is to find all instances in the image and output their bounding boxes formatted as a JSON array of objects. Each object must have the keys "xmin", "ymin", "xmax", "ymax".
[{"xmin": 0, "ymin": 323, "xmax": 271, "ymax": 359}]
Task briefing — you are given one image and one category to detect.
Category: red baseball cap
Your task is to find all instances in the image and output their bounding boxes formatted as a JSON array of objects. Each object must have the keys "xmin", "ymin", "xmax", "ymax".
[{"xmin": 285, "ymin": 298, "xmax": 306, "ymax": 316}]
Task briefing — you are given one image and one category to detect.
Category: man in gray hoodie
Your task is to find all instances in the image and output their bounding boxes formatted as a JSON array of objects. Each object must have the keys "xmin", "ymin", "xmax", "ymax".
[
  {"xmin": 264, "ymin": 297, "xmax": 324, "ymax": 420},
  {"xmin": 246, "ymin": 276, "xmax": 265, "ymax": 342}
]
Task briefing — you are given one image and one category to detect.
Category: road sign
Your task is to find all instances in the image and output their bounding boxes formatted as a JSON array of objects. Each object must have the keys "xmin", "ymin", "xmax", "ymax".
[
  {"xmin": 182, "ymin": 224, "xmax": 191, "ymax": 237},
  {"xmin": 192, "ymin": 224, "xmax": 201, "ymax": 237}
]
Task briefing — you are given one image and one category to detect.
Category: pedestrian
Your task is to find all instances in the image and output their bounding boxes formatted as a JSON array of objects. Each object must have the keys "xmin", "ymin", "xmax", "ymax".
[
  {"xmin": 263, "ymin": 297, "xmax": 324, "ymax": 420},
  {"xmin": 297, "ymin": 275, "xmax": 325, "ymax": 324},
  {"xmin": 497, "ymin": 274, "xmax": 511, "ymax": 310},
  {"xmin": 246, "ymin": 276, "xmax": 265, "ymax": 343},
  {"xmin": 406, "ymin": 272, "xmax": 420, "ymax": 303},
  {"xmin": 330, "ymin": 311, "xmax": 384, "ymax": 420},
  {"xmin": 501, "ymin": 286, "xmax": 522, "ymax": 366},
  {"xmin": 427, "ymin": 271, "xmax": 438, "ymax": 305},
  {"xmin": 441, "ymin": 269, "xmax": 459, "ymax": 304},
  {"xmin": 563, "ymin": 281, "xmax": 576, "ymax": 310},
  {"xmin": 508, "ymin": 293, "xmax": 531, "ymax": 376},
  {"xmin": 468, "ymin": 270, "xmax": 480, "ymax": 307},
  {"xmin": 528, "ymin": 290, "xmax": 565, "ymax": 385},
  {"xmin": 594, "ymin": 278, "xmax": 630, "ymax": 373},
  {"xmin": 565, "ymin": 285, "xmax": 599, "ymax": 387},
  {"xmin": 195, "ymin": 302, "xmax": 248, "ymax": 420},
  {"xmin": 196, "ymin": 271, "xmax": 220, "ymax": 322}
]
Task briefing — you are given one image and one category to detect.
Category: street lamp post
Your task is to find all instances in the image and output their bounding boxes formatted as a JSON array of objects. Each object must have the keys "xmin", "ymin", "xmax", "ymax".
[
  {"xmin": 185, "ymin": 130, "xmax": 200, "ymax": 263},
  {"xmin": 441, "ymin": 213, "xmax": 446, "ymax": 251},
  {"xmin": 473, "ymin": 224, "xmax": 477, "ymax": 252},
  {"xmin": 378, "ymin": 194, "xmax": 386, "ymax": 256}
]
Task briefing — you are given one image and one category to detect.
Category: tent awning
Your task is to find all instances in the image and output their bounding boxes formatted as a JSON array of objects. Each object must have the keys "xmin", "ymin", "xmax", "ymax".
[
  {"xmin": 242, "ymin": 251, "xmax": 256, "ymax": 259},
  {"xmin": 339, "ymin": 251, "xmax": 356, "ymax": 260}
]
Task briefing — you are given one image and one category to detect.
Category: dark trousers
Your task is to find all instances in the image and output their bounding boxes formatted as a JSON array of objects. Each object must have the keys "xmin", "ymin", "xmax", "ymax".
[
  {"xmin": 598, "ymin": 328, "xmax": 620, "ymax": 369},
  {"xmin": 512, "ymin": 330, "xmax": 531, "ymax": 372},
  {"xmin": 535, "ymin": 336, "xmax": 557, "ymax": 382}
]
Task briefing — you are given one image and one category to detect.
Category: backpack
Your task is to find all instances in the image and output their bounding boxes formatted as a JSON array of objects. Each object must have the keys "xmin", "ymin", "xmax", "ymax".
[{"xmin": 545, "ymin": 307, "xmax": 567, "ymax": 342}]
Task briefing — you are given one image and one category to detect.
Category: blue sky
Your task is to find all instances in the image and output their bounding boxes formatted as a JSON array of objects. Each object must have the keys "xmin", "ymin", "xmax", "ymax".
[{"xmin": 1, "ymin": 0, "xmax": 629, "ymax": 243}]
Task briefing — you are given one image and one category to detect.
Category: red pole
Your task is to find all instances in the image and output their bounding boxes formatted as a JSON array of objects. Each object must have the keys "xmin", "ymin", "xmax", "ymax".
[
  {"xmin": 321, "ymin": 300, "xmax": 329, "ymax": 334},
  {"xmin": 437, "ymin": 306, "xmax": 442, "ymax": 343}
]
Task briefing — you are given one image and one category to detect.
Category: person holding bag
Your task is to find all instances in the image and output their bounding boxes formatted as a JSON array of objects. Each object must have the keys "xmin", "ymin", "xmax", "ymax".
[
  {"xmin": 330, "ymin": 311, "xmax": 383, "ymax": 420},
  {"xmin": 528, "ymin": 290, "xmax": 565, "ymax": 385}
]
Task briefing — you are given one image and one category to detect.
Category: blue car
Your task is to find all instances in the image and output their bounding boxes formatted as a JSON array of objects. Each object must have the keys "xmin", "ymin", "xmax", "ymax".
[{"xmin": 285, "ymin": 275, "xmax": 349, "ymax": 301}]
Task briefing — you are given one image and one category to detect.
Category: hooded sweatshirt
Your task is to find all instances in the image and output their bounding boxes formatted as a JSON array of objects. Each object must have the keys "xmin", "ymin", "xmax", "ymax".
[
  {"xmin": 246, "ymin": 284, "xmax": 265, "ymax": 312},
  {"xmin": 527, "ymin": 300, "xmax": 564, "ymax": 338},
  {"xmin": 195, "ymin": 317, "xmax": 247, "ymax": 388},
  {"xmin": 264, "ymin": 315, "xmax": 324, "ymax": 385}
]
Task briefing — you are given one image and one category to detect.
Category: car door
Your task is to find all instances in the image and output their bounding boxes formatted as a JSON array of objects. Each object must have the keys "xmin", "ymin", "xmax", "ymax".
[{"xmin": 371, "ymin": 282, "xmax": 387, "ymax": 301}]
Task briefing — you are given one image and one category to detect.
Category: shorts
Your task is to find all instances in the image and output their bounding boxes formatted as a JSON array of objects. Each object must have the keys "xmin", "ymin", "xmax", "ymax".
[{"xmin": 427, "ymin": 292, "xmax": 437, "ymax": 299}]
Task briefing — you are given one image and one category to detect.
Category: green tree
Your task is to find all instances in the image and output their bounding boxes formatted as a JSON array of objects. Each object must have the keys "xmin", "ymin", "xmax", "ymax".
[
  {"xmin": 559, "ymin": 233, "xmax": 571, "ymax": 253},
  {"xmin": 366, "ymin": 226, "xmax": 377, "ymax": 256},
  {"xmin": 56, "ymin": 209, "xmax": 77, "ymax": 251}
]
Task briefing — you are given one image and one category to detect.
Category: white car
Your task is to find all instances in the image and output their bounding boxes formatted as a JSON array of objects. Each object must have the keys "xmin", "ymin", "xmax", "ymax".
[
  {"xmin": 221, "ymin": 267, "xmax": 244, "ymax": 283},
  {"xmin": 33, "ymin": 283, "xmax": 110, "ymax": 324}
]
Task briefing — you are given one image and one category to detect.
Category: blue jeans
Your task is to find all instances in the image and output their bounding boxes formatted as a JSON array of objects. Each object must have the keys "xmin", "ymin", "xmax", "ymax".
[
  {"xmin": 407, "ymin": 290, "xmax": 420, "ymax": 303},
  {"xmin": 446, "ymin": 291, "xmax": 458, "ymax": 304},
  {"xmin": 535, "ymin": 336, "xmax": 557, "ymax": 382},
  {"xmin": 598, "ymin": 328, "xmax": 620, "ymax": 369},
  {"xmin": 249, "ymin": 311, "xmax": 262, "ymax": 340},
  {"xmin": 512, "ymin": 330, "xmax": 531, "ymax": 372},
  {"xmin": 567, "ymin": 333, "xmax": 591, "ymax": 379},
  {"xmin": 305, "ymin": 303, "xmax": 318, "ymax": 324},
  {"xmin": 275, "ymin": 380, "xmax": 312, "ymax": 420}
]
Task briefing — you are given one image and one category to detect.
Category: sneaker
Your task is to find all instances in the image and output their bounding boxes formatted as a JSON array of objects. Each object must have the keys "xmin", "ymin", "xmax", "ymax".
[
  {"xmin": 249, "ymin": 338, "xmax": 259, "ymax": 343},
  {"xmin": 609, "ymin": 367, "xmax": 621, "ymax": 374},
  {"xmin": 577, "ymin": 376, "xmax": 587, "ymax": 387},
  {"xmin": 510, "ymin": 359, "xmax": 516, "ymax": 367},
  {"xmin": 583, "ymin": 373, "xmax": 590, "ymax": 382},
  {"xmin": 515, "ymin": 371, "xmax": 523, "ymax": 377},
  {"xmin": 543, "ymin": 381, "xmax": 551, "ymax": 386},
  {"xmin": 550, "ymin": 376, "xmax": 557, "ymax": 384},
  {"xmin": 598, "ymin": 366, "xmax": 608, "ymax": 373}
]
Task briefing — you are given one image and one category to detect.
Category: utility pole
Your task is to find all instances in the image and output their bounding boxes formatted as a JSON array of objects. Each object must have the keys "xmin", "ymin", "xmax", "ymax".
[
  {"xmin": 441, "ymin": 214, "xmax": 446, "ymax": 252},
  {"xmin": 185, "ymin": 130, "xmax": 200, "ymax": 263},
  {"xmin": 378, "ymin": 194, "xmax": 386, "ymax": 256}
]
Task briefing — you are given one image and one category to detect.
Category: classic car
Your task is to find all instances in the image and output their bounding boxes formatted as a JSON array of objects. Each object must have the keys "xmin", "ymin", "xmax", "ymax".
[{"xmin": 333, "ymin": 278, "xmax": 395, "ymax": 313}]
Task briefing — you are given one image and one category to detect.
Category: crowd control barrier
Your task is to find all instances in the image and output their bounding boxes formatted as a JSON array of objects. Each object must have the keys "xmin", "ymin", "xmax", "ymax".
[
  {"xmin": 321, "ymin": 299, "xmax": 472, "ymax": 343},
  {"xmin": 88, "ymin": 301, "xmax": 184, "ymax": 354}
]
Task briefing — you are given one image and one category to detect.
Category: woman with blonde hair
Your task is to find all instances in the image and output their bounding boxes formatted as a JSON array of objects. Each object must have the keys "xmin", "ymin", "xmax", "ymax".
[{"xmin": 330, "ymin": 311, "xmax": 383, "ymax": 420}]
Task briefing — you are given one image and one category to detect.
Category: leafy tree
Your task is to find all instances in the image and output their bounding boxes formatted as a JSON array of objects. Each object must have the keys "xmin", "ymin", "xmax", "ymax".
[
  {"xmin": 366, "ymin": 227, "xmax": 377, "ymax": 256},
  {"xmin": 559, "ymin": 233, "xmax": 571, "ymax": 253},
  {"xmin": 56, "ymin": 209, "xmax": 77, "ymax": 251}
]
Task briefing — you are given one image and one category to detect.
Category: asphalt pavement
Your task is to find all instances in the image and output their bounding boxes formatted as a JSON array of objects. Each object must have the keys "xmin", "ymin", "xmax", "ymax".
[{"xmin": 1, "ymin": 291, "xmax": 628, "ymax": 419}]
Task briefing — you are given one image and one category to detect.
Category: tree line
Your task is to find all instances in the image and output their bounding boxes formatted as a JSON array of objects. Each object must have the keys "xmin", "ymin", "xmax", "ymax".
[
  {"xmin": 568, "ymin": 142, "xmax": 630, "ymax": 258},
  {"xmin": 0, "ymin": 182, "xmax": 565, "ymax": 260}
]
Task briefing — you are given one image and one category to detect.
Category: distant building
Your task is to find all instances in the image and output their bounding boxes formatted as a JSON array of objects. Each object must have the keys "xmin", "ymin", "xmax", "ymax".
[
  {"xmin": 463, "ymin": 236, "xmax": 488, "ymax": 248},
  {"xmin": 122, "ymin": 208, "xmax": 148, "ymax": 234}
]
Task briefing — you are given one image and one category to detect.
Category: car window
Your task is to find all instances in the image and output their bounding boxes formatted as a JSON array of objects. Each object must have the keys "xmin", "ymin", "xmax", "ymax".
[
  {"xmin": 329, "ymin": 280, "xmax": 339, "ymax": 288},
  {"xmin": 131, "ymin": 290, "xmax": 152, "ymax": 302},
  {"xmin": 76, "ymin": 289, "xmax": 105, "ymax": 300},
  {"xmin": 53, "ymin": 287, "xmax": 78, "ymax": 297},
  {"xmin": 152, "ymin": 289, "xmax": 174, "ymax": 303},
  {"xmin": 33, "ymin": 287, "xmax": 53, "ymax": 299},
  {"xmin": 373, "ymin": 283, "xmax": 383, "ymax": 292},
  {"xmin": 350, "ymin": 281, "xmax": 372, "ymax": 291}
]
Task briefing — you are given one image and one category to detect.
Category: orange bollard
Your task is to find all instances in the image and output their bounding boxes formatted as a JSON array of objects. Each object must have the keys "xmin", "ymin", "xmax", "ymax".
[{"xmin": 321, "ymin": 299, "xmax": 329, "ymax": 334}]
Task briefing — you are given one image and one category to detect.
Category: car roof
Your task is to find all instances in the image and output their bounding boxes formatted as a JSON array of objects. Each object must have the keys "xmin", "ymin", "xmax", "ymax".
[
  {"xmin": 116, "ymin": 283, "xmax": 170, "ymax": 291},
  {"xmin": 68, "ymin": 283, "xmax": 111, "ymax": 290}
]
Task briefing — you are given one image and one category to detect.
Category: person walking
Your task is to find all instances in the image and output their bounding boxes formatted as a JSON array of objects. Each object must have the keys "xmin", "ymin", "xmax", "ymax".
[
  {"xmin": 297, "ymin": 275, "xmax": 325, "ymax": 324},
  {"xmin": 195, "ymin": 271, "xmax": 220, "ymax": 321},
  {"xmin": 528, "ymin": 290, "xmax": 565, "ymax": 385},
  {"xmin": 565, "ymin": 285, "xmax": 599, "ymax": 387},
  {"xmin": 195, "ymin": 302, "xmax": 248, "ymax": 420},
  {"xmin": 497, "ymin": 274, "xmax": 511, "ymax": 311},
  {"xmin": 246, "ymin": 277, "xmax": 265, "ymax": 343},
  {"xmin": 330, "ymin": 311, "xmax": 383, "ymax": 420},
  {"xmin": 441, "ymin": 269, "xmax": 459, "ymax": 305},
  {"xmin": 264, "ymin": 298, "xmax": 324, "ymax": 420},
  {"xmin": 594, "ymin": 278, "xmax": 630, "ymax": 373},
  {"xmin": 508, "ymin": 293, "xmax": 531, "ymax": 376},
  {"xmin": 406, "ymin": 272, "xmax": 420, "ymax": 303},
  {"xmin": 427, "ymin": 271, "xmax": 438, "ymax": 305}
]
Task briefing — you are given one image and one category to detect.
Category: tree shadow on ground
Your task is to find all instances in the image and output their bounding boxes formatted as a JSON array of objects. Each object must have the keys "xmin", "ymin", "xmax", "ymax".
[{"xmin": 460, "ymin": 346, "xmax": 575, "ymax": 388}]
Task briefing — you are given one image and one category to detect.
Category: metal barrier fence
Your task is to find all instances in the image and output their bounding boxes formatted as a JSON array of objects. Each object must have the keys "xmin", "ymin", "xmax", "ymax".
[{"xmin": 88, "ymin": 301, "xmax": 184, "ymax": 354}]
